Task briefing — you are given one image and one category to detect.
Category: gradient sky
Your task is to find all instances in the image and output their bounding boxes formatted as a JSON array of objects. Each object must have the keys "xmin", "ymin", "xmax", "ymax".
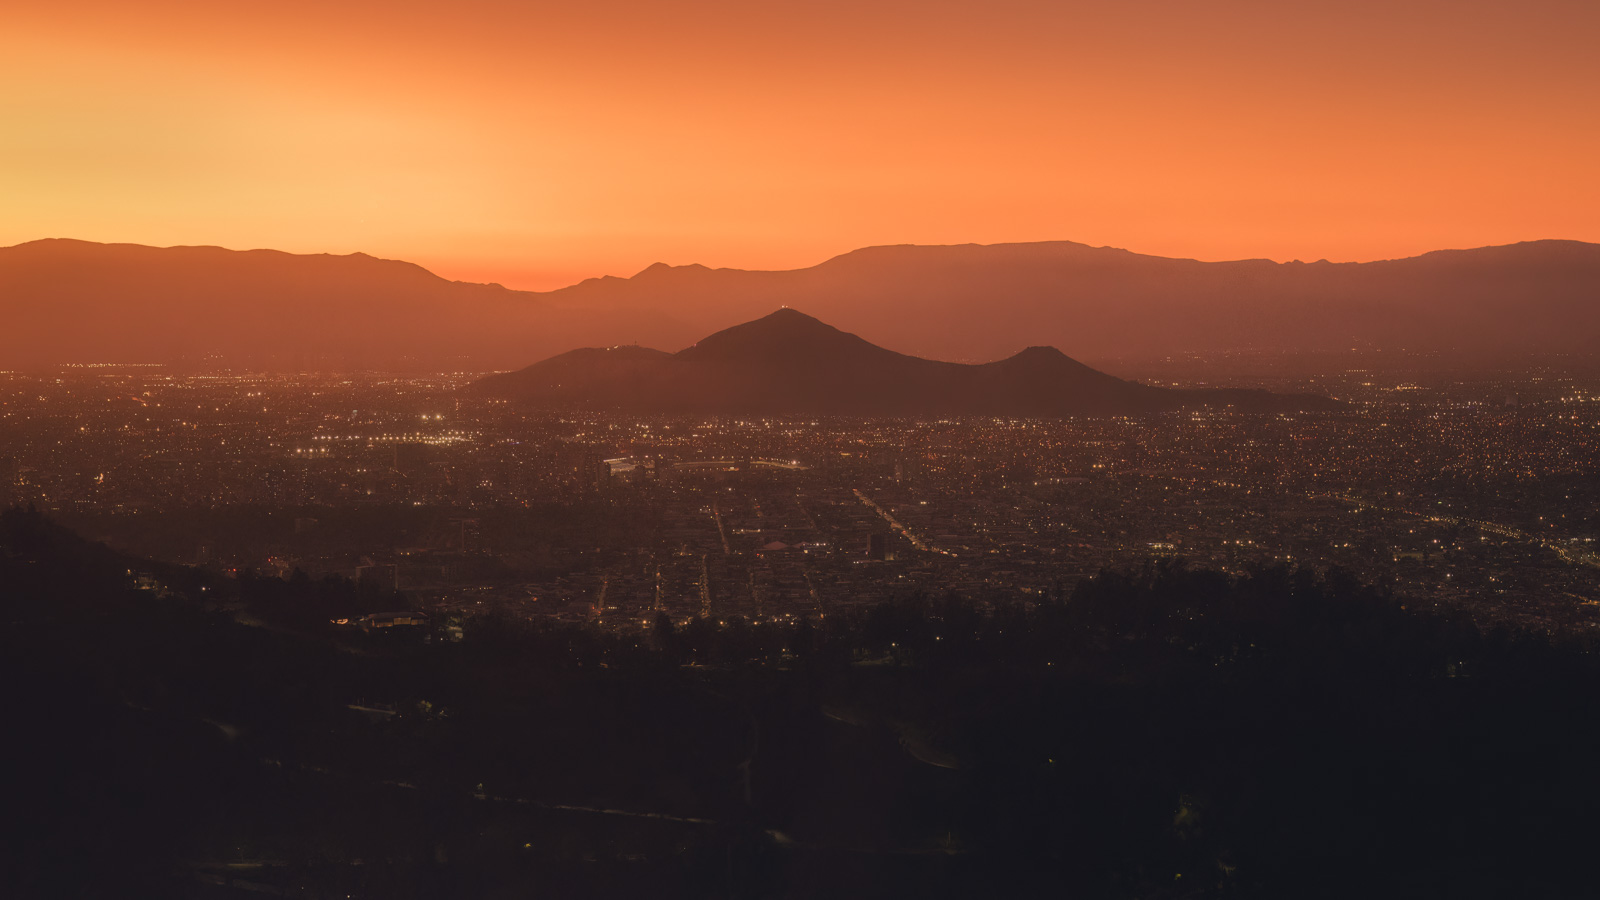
[{"xmin": 5, "ymin": 0, "xmax": 1598, "ymax": 289}]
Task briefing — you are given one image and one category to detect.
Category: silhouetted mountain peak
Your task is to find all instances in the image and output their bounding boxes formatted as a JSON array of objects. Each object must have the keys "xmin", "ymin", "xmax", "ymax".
[
  {"xmin": 815, "ymin": 240, "xmax": 1128, "ymax": 272},
  {"xmin": 635, "ymin": 261, "xmax": 712, "ymax": 279},
  {"xmin": 474, "ymin": 310, "xmax": 1341, "ymax": 415},
  {"xmin": 990, "ymin": 344, "xmax": 1112, "ymax": 382},
  {"xmin": 674, "ymin": 308, "xmax": 902, "ymax": 365},
  {"xmin": 751, "ymin": 307, "xmax": 826, "ymax": 328},
  {"xmin": 1012, "ymin": 345, "xmax": 1068, "ymax": 360}
]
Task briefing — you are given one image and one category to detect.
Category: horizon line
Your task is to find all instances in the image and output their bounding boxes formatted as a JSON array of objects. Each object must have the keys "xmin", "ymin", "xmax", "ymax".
[{"xmin": 4, "ymin": 235, "xmax": 1591, "ymax": 294}]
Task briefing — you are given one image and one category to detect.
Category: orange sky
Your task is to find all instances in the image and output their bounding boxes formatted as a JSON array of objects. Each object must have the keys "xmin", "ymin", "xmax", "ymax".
[{"xmin": 5, "ymin": 0, "xmax": 1598, "ymax": 289}]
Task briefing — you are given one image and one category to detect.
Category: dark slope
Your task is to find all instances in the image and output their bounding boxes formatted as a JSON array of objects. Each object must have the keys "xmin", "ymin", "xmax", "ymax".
[{"xmin": 473, "ymin": 309, "xmax": 1340, "ymax": 415}]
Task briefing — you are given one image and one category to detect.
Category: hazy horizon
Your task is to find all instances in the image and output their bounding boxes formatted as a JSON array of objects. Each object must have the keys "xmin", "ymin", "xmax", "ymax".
[
  {"xmin": 8, "ymin": 233, "xmax": 1598, "ymax": 293},
  {"xmin": 9, "ymin": 0, "xmax": 1599, "ymax": 290}
]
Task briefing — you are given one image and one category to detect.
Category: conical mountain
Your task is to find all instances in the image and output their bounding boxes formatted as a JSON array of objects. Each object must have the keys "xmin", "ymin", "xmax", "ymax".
[
  {"xmin": 676, "ymin": 308, "xmax": 913, "ymax": 366},
  {"xmin": 473, "ymin": 310, "xmax": 1340, "ymax": 416}
]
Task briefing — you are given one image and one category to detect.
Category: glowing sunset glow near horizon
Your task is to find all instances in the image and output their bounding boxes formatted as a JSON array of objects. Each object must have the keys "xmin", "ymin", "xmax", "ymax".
[{"xmin": 5, "ymin": 0, "xmax": 1598, "ymax": 290}]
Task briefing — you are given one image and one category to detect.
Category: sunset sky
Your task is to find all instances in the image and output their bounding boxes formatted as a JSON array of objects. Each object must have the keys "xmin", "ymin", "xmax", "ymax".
[{"xmin": 5, "ymin": 0, "xmax": 1598, "ymax": 290}]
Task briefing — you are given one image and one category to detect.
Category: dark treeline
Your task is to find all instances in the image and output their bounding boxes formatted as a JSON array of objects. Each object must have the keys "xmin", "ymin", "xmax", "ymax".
[{"xmin": 5, "ymin": 504, "xmax": 1600, "ymax": 898}]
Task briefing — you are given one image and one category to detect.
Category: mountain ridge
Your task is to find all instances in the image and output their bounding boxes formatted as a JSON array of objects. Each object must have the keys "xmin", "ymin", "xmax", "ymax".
[
  {"xmin": 534, "ymin": 238, "xmax": 1600, "ymax": 363},
  {"xmin": 3, "ymin": 237, "xmax": 1597, "ymax": 370}
]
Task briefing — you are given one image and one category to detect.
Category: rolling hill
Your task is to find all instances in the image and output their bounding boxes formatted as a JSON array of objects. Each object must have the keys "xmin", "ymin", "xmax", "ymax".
[{"xmin": 471, "ymin": 309, "xmax": 1342, "ymax": 415}]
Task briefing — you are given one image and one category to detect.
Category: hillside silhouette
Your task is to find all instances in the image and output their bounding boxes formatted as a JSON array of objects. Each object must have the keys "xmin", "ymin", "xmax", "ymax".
[
  {"xmin": 4, "ymin": 237, "xmax": 1598, "ymax": 369},
  {"xmin": 473, "ymin": 309, "xmax": 1340, "ymax": 415},
  {"xmin": 10, "ymin": 505, "xmax": 1600, "ymax": 898},
  {"xmin": 0, "ymin": 239, "xmax": 665, "ymax": 370},
  {"xmin": 550, "ymin": 239, "xmax": 1600, "ymax": 363}
]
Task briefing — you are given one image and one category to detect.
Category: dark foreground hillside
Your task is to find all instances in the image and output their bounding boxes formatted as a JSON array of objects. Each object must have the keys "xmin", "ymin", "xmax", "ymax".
[{"xmin": 4, "ymin": 505, "xmax": 1599, "ymax": 898}]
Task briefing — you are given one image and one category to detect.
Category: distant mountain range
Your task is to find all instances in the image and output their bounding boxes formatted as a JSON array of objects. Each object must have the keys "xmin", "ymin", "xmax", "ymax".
[
  {"xmin": 3, "ymin": 237, "xmax": 1598, "ymax": 370},
  {"xmin": 471, "ymin": 309, "xmax": 1342, "ymax": 415},
  {"xmin": 0, "ymin": 238, "xmax": 660, "ymax": 370},
  {"xmin": 552, "ymin": 239, "xmax": 1600, "ymax": 364}
]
